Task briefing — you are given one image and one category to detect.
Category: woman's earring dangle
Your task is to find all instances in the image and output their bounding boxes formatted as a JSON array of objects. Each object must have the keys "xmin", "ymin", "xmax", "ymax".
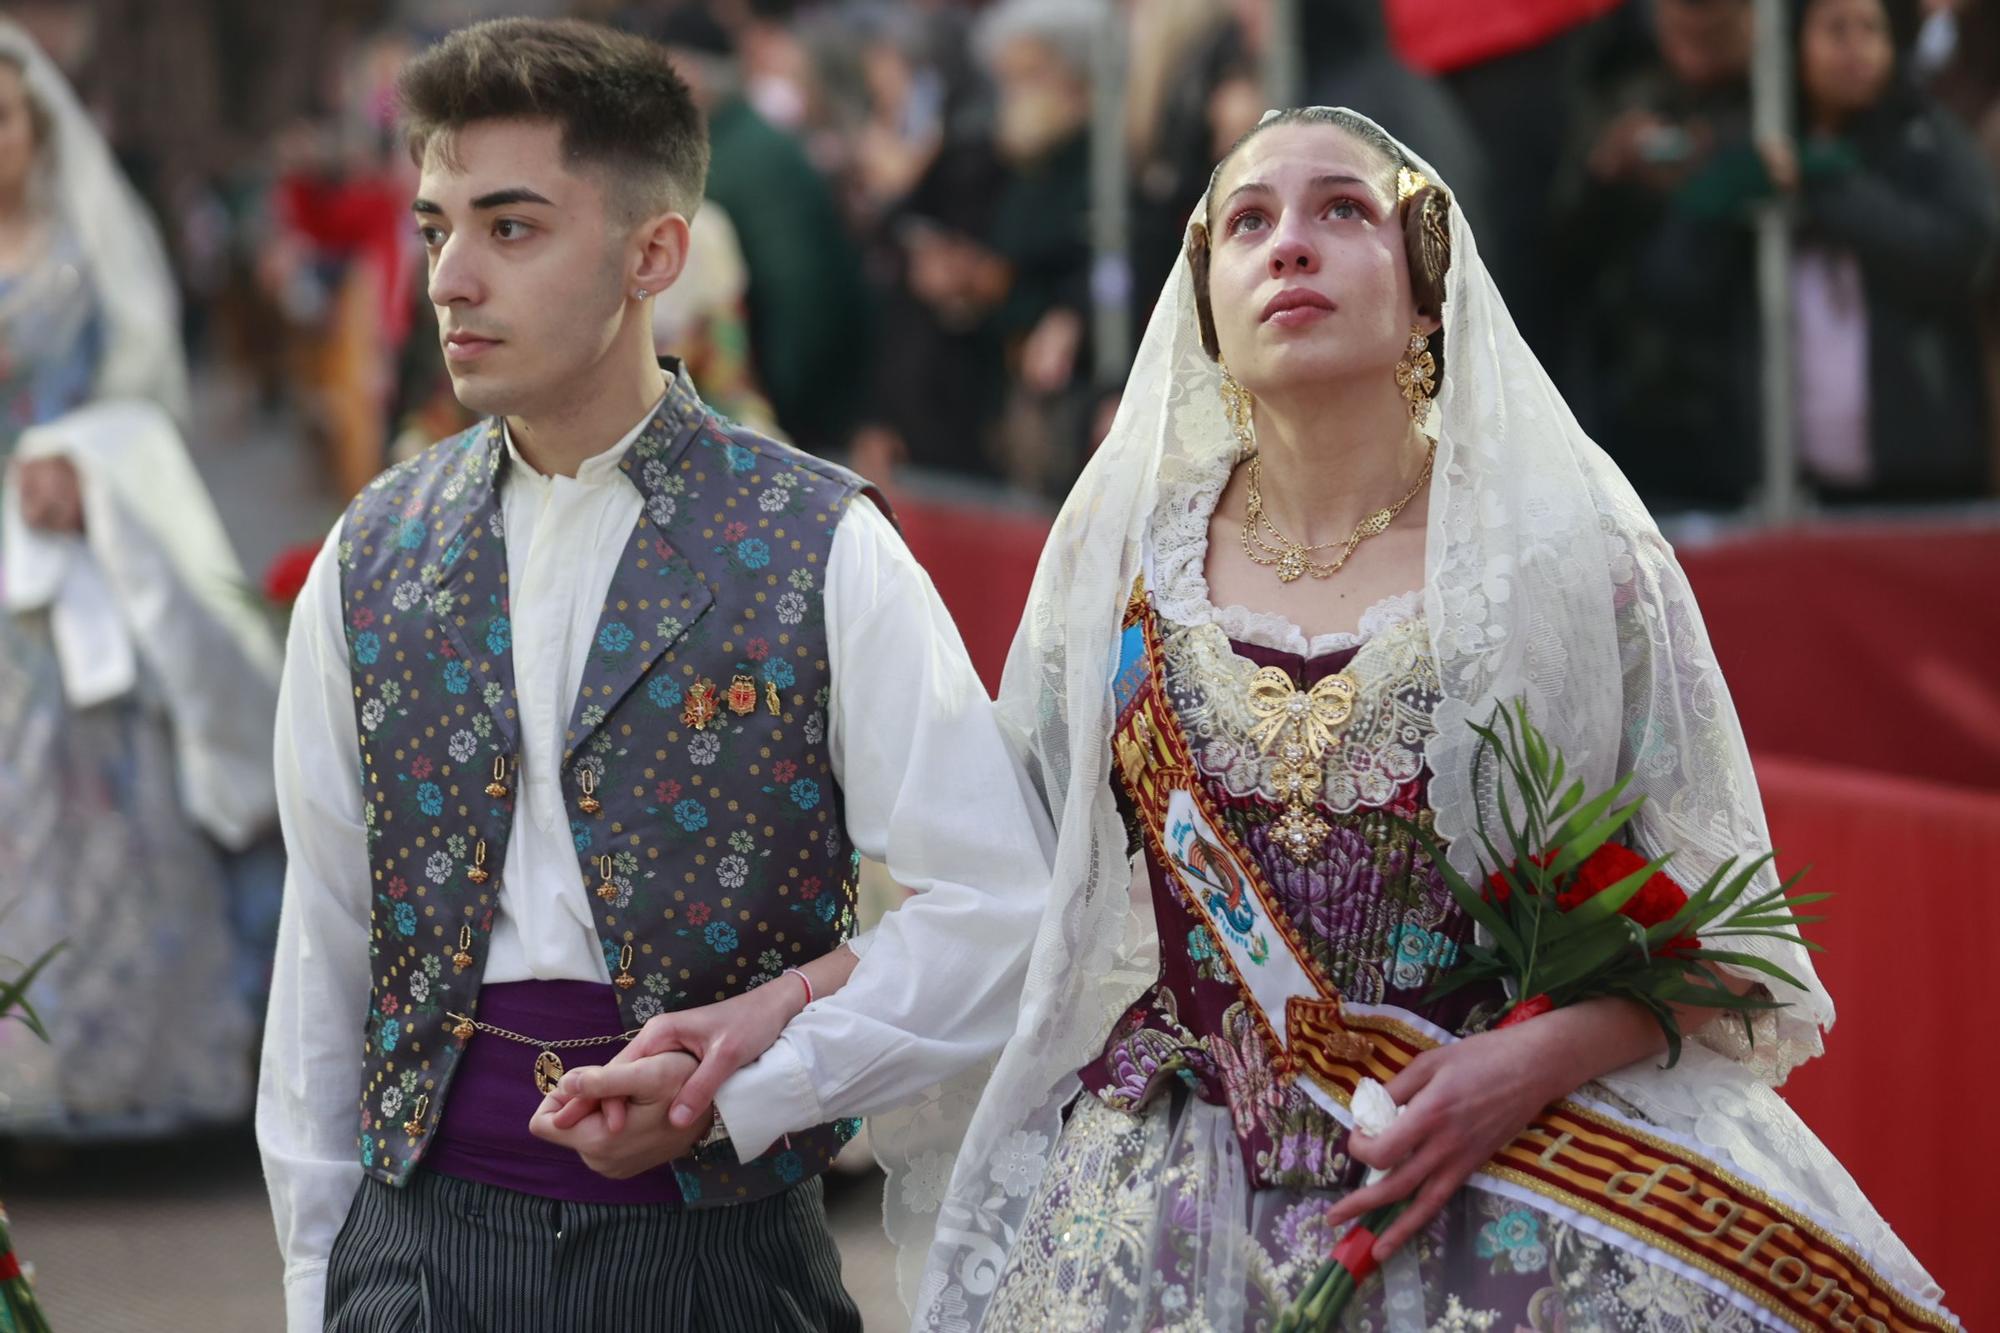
[{"xmin": 1395, "ymin": 325, "xmax": 1437, "ymax": 422}]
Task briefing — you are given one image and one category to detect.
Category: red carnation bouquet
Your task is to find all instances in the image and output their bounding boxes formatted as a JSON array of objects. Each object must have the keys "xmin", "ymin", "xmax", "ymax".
[
  {"xmin": 1424, "ymin": 700, "xmax": 1825, "ymax": 1062},
  {"xmin": 1276, "ymin": 700, "xmax": 1825, "ymax": 1331}
]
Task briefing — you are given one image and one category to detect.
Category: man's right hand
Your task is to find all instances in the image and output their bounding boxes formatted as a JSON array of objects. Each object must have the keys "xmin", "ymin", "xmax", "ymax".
[
  {"xmin": 529, "ymin": 1050, "xmax": 707, "ymax": 1179},
  {"xmin": 544, "ymin": 976, "xmax": 808, "ymax": 1134}
]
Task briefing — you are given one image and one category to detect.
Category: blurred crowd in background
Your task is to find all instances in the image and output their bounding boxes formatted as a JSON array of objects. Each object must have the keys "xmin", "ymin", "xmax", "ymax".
[{"xmin": 10, "ymin": 0, "xmax": 2000, "ymax": 514}]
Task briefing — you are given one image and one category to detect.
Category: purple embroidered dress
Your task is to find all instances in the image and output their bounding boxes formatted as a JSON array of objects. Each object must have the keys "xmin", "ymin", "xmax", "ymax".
[{"xmin": 982, "ymin": 457, "xmax": 1754, "ymax": 1332}]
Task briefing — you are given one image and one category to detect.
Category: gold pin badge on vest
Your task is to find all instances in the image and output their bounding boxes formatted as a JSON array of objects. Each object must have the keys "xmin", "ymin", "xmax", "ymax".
[
  {"xmin": 466, "ymin": 838, "xmax": 490, "ymax": 885},
  {"xmin": 613, "ymin": 942, "xmax": 637, "ymax": 990},
  {"xmin": 595, "ymin": 854, "xmax": 618, "ymax": 902},
  {"xmin": 682, "ymin": 678, "xmax": 720, "ymax": 730},
  {"xmin": 449, "ymin": 1012, "xmax": 475, "ymax": 1040},
  {"xmin": 452, "ymin": 924, "xmax": 475, "ymax": 973},
  {"xmin": 485, "ymin": 755, "xmax": 511, "ymax": 799},
  {"xmin": 765, "ymin": 681, "xmax": 782, "ymax": 715},
  {"xmin": 727, "ymin": 674, "xmax": 758, "ymax": 716},
  {"xmin": 577, "ymin": 767, "xmax": 602, "ymax": 816},
  {"xmin": 402, "ymin": 1092, "xmax": 430, "ymax": 1139}
]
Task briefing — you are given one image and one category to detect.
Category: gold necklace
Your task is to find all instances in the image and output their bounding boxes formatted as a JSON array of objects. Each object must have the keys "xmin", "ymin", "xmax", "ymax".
[
  {"xmin": 445, "ymin": 1011, "xmax": 644, "ymax": 1094},
  {"xmin": 1239, "ymin": 443, "xmax": 1436, "ymax": 584}
]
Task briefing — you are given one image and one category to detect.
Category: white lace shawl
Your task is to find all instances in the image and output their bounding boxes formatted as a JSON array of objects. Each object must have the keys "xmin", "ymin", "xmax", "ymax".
[{"xmin": 872, "ymin": 110, "xmax": 1944, "ymax": 1328}]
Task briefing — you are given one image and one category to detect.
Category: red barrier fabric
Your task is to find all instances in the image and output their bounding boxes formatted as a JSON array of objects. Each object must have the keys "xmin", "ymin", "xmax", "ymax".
[
  {"xmin": 1761, "ymin": 757, "xmax": 2000, "ymax": 1331},
  {"xmin": 1679, "ymin": 526, "xmax": 2000, "ymax": 790},
  {"xmin": 888, "ymin": 491, "xmax": 1047, "ymax": 695},
  {"xmin": 893, "ymin": 496, "xmax": 1993, "ymax": 1323}
]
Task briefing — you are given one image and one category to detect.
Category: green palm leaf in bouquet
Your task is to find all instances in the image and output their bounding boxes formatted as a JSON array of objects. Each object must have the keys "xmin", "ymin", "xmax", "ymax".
[
  {"xmin": 0, "ymin": 908, "xmax": 64, "ymax": 1331},
  {"xmin": 1408, "ymin": 700, "xmax": 1826, "ymax": 1065}
]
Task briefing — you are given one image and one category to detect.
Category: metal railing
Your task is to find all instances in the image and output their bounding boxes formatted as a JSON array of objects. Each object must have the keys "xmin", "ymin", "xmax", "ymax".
[{"xmin": 1752, "ymin": 0, "xmax": 1801, "ymax": 523}]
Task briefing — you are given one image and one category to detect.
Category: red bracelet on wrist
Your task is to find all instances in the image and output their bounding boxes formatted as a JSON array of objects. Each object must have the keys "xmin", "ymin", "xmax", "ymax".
[{"xmin": 783, "ymin": 966, "xmax": 813, "ymax": 1008}]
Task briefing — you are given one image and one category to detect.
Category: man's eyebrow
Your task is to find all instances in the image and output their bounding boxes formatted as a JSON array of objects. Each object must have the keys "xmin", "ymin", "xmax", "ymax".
[
  {"xmin": 471, "ymin": 187, "xmax": 555, "ymax": 210},
  {"xmin": 411, "ymin": 187, "xmax": 557, "ymax": 215}
]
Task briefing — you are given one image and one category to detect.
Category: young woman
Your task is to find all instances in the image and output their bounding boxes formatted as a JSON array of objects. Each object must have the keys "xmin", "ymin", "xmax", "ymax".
[{"xmin": 878, "ymin": 107, "xmax": 1956, "ymax": 1331}]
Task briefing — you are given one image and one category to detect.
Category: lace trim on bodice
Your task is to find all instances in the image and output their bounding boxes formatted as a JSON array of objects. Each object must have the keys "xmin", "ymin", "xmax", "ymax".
[
  {"xmin": 1147, "ymin": 450, "xmax": 1441, "ymax": 813},
  {"xmin": 1163, "ymin": 618, "xmax": 1442, "ymax": 813}
]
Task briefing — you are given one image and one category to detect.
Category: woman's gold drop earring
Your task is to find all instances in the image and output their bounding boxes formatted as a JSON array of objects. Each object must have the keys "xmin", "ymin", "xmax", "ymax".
[{"xmin": 1395, "ymin": 325, "xmax": 1437, "ymax": 421}]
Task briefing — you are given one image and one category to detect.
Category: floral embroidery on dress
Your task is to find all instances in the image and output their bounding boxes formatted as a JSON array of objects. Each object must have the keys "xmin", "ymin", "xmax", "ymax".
[
  {"xmin": 1474, "ymin": 1206, "xmax": 1548, "ymax": 1275},
  {"xmin": 1206, "ymin": 1004, "xmax": 1349, "ymax": 1189},
  {"xmin": 986, "ymin": 1091, "xmax": 1758, "ymax": 1332}
]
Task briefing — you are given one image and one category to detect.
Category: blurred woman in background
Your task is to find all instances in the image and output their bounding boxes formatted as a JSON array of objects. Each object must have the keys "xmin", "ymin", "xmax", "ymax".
[
  {"xmin": 1778, "ymin": 0, "xmax": 1998, "ymax": 498},
  {"xmin": 0, "ymin": 23, "xmax": 278, "ymax": 1143}
]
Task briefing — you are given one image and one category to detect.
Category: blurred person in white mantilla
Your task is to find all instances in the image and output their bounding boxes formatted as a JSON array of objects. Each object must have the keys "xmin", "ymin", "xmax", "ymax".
[{"xmin": 0, "ymin": 22, "xmax": 279, "ymax": 1143}]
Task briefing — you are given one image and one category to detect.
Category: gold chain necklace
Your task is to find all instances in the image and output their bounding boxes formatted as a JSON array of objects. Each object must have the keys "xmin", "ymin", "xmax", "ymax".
[
  {"xmin": 445, "ymin": 1011, "xmax": 644, "ymax": 1094},
  {"xmin": 1240, "ymin": 443, "xmax": 1436, "ymax": 584}
]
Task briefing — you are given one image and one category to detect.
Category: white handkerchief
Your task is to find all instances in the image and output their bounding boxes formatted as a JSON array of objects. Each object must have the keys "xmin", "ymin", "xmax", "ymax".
[{"xmin": 1, "ymin": 477, "xmax": 137, "ymax": 706}]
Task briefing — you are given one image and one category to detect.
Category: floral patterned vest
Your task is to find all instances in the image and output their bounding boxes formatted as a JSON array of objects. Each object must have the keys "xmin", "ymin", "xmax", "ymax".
[{"xmin": 337, "ymin": 372, "xmax": 871, "ymax": 1204}]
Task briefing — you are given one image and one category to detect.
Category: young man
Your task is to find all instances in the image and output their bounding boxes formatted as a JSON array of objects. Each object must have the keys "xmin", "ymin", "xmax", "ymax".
[{"xmin": 256, "ymin": 19, "xmax": 1049, "ymax": 1330}]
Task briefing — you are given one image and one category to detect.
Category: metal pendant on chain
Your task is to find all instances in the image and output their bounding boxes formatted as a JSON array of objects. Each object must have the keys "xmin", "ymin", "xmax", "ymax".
[
  {"xmin": 445, "ymin": 1011, "xmax": 644, "ymax": 1094},
  {"xmin": 1239, "ymin": 444, "xmax": 1436, "ymax": 584}
]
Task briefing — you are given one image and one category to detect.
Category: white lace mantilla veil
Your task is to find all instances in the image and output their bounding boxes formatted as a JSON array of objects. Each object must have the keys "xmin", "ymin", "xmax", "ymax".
[
  {"xmin": 872, "ymin": 108, "xmax": 1946, "ymax": 1329},
  {"xmin": 2, "ymin": 19, "xmax": 190, "ymax": 421}
]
